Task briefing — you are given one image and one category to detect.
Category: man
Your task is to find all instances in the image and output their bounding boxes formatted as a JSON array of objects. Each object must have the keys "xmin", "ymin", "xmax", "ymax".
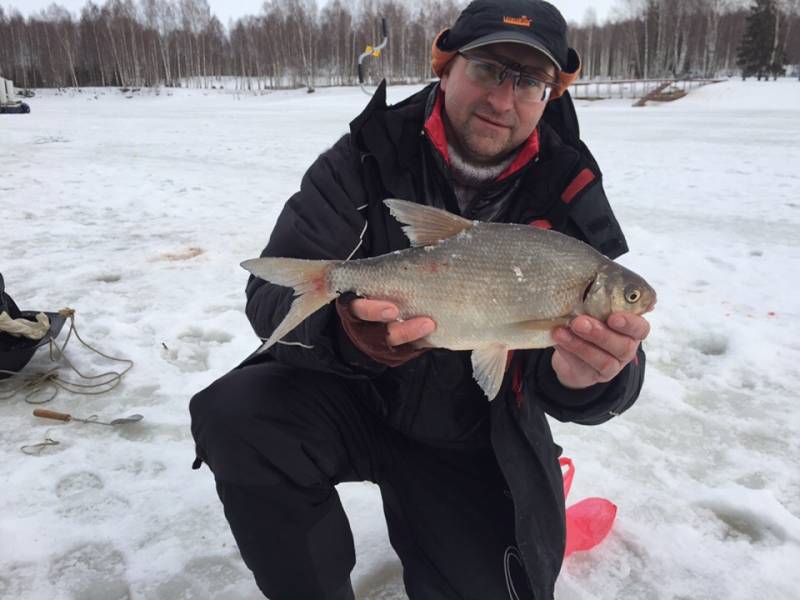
[{"xmin": 190, "ymin": 1, "xmax": 652, "ymax": 598}]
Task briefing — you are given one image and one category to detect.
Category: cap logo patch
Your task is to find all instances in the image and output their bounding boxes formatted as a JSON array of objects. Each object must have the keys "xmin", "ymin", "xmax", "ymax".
[{"xmin": 503, "ymin": 15, "xmax": 532, "ymax": 27}]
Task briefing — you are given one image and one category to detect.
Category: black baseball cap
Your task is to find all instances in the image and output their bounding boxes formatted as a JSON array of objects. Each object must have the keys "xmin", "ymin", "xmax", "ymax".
[{"xmin": 436, "ymin": 0, "xmax": 569, "ymax": 70}]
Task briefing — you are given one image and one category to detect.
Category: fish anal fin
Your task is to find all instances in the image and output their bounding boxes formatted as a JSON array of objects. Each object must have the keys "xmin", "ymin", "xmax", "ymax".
[
  {"xmin": 383, "ymin": 198, "xmax": 474, "ymax": 246},
  {"xmin": 471, "ymin": 343, "xmax": 509, "ymax": 401}
]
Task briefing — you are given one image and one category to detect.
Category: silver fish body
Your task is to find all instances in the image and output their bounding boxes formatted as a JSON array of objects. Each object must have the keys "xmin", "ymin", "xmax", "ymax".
[
  {"xmin": 330, "ymin": 223, "xmax": 603, "ymax": 350},
  {"xmin": 242, "ymin": 199, "xmax": 656, "ymax": 399}
]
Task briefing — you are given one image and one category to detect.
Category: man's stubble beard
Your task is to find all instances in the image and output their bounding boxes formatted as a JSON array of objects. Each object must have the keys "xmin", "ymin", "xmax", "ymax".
[{"xmin": 448, "ymin": 105, "xmax": 519, "ymax": 167}]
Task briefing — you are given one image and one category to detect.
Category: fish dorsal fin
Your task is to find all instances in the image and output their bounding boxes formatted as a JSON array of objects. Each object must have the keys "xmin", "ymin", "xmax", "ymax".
[
  {"xmin": 383, "ymin": 198, "xmax": 474, "ymax": 247},
  {"xmin": 471, "ymin": 343, "xmax": 510, "ymax": 401}
]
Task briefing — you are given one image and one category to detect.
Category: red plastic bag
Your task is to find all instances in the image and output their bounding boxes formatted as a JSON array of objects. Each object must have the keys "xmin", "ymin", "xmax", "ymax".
[{"xmin": 560, "ymin": 457, "xmax": 617, "ymax": 557}]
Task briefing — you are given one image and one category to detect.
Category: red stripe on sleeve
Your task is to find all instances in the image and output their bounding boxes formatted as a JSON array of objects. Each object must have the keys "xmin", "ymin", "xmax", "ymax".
[{"xmin": 561, "ymin": 168, "xmax": 595, "ymax": 205}]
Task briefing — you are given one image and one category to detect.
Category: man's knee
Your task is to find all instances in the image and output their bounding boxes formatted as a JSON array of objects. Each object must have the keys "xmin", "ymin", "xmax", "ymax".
[
  {"xmin": 190, "ymin": 370, "xmax": 245, "ymax": 433},
  {"xmin": 189, "ymin": 363, "xmax": 350, "ymax": 486},
  {"xmin": 190, "ymin": 364, "xmax": 293, "ymax": 479},
  {"xmin": 191, "ymin": 362, "xmax": 293, "ymax": 436}
]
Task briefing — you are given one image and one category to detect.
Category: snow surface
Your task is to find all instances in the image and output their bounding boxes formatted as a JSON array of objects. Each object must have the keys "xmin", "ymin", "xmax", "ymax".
[{"xmin": 1, "ymin": 79, "xmax": 799, "ymax": 599}]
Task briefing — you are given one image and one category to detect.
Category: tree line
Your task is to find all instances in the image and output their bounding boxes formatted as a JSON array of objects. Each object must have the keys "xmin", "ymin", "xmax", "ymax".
[
  {"xmin": 0, "ymin": 0, "xmax": 797, "ymax": 90},
  {"xmin": 571, "ymin": 0, "xmax": 798, "ymax": 80}
]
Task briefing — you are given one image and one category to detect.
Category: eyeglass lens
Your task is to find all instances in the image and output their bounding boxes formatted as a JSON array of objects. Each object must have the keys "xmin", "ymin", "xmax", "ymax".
[{"xmin": 463, "ymin": 56, "xmax": 552, "ymax": 102}]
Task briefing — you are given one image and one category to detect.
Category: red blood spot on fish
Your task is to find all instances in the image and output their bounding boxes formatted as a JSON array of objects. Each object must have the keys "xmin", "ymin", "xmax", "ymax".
[
  {"xmin": 419, "ymin": 261, "xmax": 449, "ymax": 274},
  {"xmin": 767, "ymin": 311, "xmax": 776, "ymax": 317}
]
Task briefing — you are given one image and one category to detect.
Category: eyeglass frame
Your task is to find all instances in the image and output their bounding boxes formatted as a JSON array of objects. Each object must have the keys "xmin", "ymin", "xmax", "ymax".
[{"xmin": 456, "ymin": 51, "xmax": 559, "ymax": 103}]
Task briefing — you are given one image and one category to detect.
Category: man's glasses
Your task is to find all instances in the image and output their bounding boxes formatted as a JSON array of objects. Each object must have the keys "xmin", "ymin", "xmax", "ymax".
[{"xmin": 458, "ymin": 52, "xmax": 557, "ymax": 103}]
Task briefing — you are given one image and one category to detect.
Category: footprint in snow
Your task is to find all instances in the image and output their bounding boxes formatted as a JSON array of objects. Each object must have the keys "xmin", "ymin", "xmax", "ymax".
[
  {"xmin": 49, "ymin": 543, "xmax": 131, "ymax": 600},
  {"xmin": 120, "ymin": 458, "xmax": 166, "ymax": 477},
  {"xmin": 147, "ymin": 555, "xmax": 252, "ymax": 600},
  {"xmin": 55, "ymin": 471, "xmax": 131, "ymax": 523},
  {"xmin": 55, "ymin": 471, "xmax": 104, "ymax": 499}
]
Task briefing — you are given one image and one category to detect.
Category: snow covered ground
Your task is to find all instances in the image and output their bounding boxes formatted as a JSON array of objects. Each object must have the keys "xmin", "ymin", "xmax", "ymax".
[{"xmin": 1, "ymin": 78, "xmax": 799, "ymax": 600}]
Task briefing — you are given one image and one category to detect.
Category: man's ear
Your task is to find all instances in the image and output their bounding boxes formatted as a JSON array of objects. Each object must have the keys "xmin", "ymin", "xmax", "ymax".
[{"xmin": 440, "ymin": 59, "xmax": 455, "ymax": 91}]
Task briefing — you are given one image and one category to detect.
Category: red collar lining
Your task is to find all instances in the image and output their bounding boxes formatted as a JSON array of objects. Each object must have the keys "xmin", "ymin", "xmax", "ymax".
[{"xmin": 423, "ymin": 91, "xmax": 450, "ymax": 164}]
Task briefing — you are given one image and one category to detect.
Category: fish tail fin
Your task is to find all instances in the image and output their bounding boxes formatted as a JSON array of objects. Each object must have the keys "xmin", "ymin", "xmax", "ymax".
[{"xmin": 241, "ymin": 257, "xmax": 338, "ymax": 349}]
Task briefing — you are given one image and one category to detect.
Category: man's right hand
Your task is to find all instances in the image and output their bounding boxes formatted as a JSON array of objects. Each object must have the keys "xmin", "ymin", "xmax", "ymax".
[{"xmin": 348, "ymin": 299, "xmax": 436, "ymax": 346}]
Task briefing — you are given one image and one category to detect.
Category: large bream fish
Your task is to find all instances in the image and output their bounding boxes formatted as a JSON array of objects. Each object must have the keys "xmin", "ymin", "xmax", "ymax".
[{"xmin": 242, "ymin": 199, "xmax": 656, "ymax": 400}]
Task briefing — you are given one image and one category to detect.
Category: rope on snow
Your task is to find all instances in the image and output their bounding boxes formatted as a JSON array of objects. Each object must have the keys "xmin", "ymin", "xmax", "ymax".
[{"xmin": 0, "ymin": 308, "xmax": 134, "ymax": 405}]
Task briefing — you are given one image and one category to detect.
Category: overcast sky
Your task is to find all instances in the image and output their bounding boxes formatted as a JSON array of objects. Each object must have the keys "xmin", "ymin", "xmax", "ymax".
[{"xmin": 6, "ymin": 0, "xmax": 621, "ymax": 28}]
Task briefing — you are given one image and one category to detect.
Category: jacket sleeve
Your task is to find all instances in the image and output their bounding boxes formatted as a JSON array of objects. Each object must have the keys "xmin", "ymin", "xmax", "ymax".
[
  {"xmin": 521, "ymin": 168, "xmax": 646, "ymax": 424},
  {"xmin": 244, "ymin": 134, "xmax": 388, "ymax": 377}
]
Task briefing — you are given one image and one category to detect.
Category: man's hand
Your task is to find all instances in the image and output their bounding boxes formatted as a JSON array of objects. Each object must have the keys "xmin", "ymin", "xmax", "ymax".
[
  {"xmin": 349, "ymin": 299, "xmax": 436, "ymax": 346},
  {"xmin": 551, "ymin": 312, "xmax": 651, "ymax": 390}
]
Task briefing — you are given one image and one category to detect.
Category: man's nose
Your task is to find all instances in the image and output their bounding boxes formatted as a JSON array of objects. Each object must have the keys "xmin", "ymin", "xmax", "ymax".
[{"xmin": 486, "ymin": 77, "xmax": 516, "ymax": 112}]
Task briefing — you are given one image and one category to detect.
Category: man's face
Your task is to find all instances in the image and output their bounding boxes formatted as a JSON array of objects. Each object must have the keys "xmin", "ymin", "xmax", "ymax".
[{"xmin": 440, "ymin": 42, "xmax": 556, "ymax": 166}]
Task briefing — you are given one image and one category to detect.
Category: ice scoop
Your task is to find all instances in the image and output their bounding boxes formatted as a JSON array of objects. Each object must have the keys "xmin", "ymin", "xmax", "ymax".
[{"xmin": 33, "ymin": 408, "xmax": 143, "ymax": 426}]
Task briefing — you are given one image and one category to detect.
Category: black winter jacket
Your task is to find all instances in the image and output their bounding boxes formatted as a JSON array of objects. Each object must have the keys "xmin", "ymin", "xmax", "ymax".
[{"xmin": 244, "ymin": 82, "xmax": 646, "ymax": 599}]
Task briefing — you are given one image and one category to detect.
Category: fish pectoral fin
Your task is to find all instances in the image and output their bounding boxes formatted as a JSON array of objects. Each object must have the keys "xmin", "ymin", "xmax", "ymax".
[
  {"xmin": 383, "ymin": 198, "xmax": 474, "ymax": 246},
  {"xmin": 470, "ymin": 343, "xmax": 509, "ymax": 401},
  {"xmin": 516, "ymin": 316, "xmax": 572, "ymax": 331}
]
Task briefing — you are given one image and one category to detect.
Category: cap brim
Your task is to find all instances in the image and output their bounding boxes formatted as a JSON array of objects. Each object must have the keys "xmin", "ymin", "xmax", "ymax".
[{"xmin": 459, "ymin": 32, "xmax": 562, "ymax": 70}]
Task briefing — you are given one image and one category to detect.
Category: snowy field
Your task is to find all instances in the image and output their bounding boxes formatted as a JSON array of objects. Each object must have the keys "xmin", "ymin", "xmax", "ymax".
[{"xmin": 1, "ymin": 79, "xmax": 799, "ymax": 600}]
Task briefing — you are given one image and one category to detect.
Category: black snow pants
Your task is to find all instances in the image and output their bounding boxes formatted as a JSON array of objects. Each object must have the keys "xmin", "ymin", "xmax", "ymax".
[{"xmin": 190, "ymin": 361, "xmax": 535, "ymax": 600}]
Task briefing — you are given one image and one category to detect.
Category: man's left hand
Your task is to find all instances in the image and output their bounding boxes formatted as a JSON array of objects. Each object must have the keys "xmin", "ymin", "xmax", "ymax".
[{"xmin": 551, "ymin": 312, "xmax": 651, "ymax": 390}]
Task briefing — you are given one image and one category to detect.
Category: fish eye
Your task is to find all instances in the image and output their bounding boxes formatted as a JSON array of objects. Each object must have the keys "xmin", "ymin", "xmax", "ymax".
[{"xmin": 624, "ymin": 285, "xmax": 642, "ymax": 304}]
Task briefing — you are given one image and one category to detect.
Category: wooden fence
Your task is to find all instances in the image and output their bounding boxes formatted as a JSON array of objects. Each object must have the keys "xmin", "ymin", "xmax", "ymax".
[{"xmin": 569, "ymin": 78, "xmax": 724, "ymax": 101}]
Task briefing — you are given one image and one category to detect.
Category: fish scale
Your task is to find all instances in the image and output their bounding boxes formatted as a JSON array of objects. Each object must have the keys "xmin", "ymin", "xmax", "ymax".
[{"xmin": 242, "ymin": 199, "xmax": 656, "ymax": 399}]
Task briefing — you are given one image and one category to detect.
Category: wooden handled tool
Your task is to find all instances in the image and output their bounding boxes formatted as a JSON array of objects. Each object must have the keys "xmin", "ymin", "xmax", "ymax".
[
  {"xmin": 32, "ymin": 409, "xmax": 143, "ymax": 426},
  {"xmin": 33, "ymin": 409, "xmax": 73, "ymax": 422}
]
